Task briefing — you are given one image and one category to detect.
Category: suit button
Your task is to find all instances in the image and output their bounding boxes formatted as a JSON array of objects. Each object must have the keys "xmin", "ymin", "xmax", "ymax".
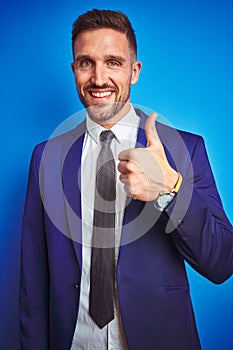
[
  {"xmin": 178, "ymin": 219, "xmax": 184, "ymax": 227},
  {"xmin": 74, "ymin": 283, "xmax": 79, "ymax": 289}
]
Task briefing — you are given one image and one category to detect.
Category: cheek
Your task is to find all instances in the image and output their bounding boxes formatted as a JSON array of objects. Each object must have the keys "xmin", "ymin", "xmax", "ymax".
[
  {"xmin": 121, "ymin": 75, "xmax": 133, "ymax": 93},
  {"xmin": 115, "ymin": 72, "xmax": 132, "ymax": 89},
  {"xmin": 74, "ymin": 74, "xmax": 86, "ymax": 93},
  {"xmin": 125, "ymin": 69, "xmax": 135, "ymax": 85}
]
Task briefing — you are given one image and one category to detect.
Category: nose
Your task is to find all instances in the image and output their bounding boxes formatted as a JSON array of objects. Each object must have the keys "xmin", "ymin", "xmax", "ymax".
[{"xmin": 91, "ymin": 63, "xmax": 108, "ymax": 86}]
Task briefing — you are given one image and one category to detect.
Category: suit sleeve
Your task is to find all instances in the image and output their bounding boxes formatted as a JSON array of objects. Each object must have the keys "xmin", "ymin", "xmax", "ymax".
[
  {"xmin": 19, "ymin": 144, "xmax": 49, "ymax": 350},
  {"xmin": 165, "ymin": 136, "xmax": 233, "ymax": 284}
]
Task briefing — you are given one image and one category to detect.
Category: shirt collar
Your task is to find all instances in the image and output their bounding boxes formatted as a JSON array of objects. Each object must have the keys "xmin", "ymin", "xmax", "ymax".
[{"xmin": 86, "ymin": 105, "xmax": 139, "ymax": 144}]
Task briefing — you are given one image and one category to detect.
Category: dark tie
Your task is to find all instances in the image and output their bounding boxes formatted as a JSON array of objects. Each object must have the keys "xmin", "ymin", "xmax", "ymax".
[{"xmin": 89, "ymin": 130, "xmax": 116, "ymax": 329}]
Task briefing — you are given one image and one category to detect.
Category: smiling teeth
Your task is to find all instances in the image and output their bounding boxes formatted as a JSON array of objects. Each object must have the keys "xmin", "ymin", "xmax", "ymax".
[{"xmin": 91, "ymin": 91, "xmax": 112, "ymax": 97}]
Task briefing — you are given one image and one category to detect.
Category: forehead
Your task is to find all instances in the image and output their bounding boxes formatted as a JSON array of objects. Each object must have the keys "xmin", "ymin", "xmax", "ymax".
[{"xmin": 73, "ymin": 28, "xmax": 131, "ymax": 60}]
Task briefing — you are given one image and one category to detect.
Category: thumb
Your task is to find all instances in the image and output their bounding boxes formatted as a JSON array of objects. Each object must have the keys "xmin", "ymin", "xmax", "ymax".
[{"xmin": 145, "ymin": 112, "xmax": 158, "ymax": 147}]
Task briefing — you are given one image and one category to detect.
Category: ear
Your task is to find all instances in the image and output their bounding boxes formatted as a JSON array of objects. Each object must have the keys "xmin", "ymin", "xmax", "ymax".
[
  {"xmin": 71, "ymin": 62, "xmax": 75, "ymax": 74},
  {"xmin": 131, "ymin": 60, "xmax": 142, "ymax": 85}
]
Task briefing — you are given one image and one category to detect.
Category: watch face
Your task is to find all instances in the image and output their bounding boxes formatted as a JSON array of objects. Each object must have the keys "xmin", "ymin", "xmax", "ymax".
[{"xmin": 157, "ymin": 193, "xmax": 174, "ymax": 209}]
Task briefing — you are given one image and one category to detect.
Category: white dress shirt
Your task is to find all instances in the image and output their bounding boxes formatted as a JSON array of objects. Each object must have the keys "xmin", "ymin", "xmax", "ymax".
[{"xmin": 71, "ymin": 106, "xmax": 140, "ymax": 350}]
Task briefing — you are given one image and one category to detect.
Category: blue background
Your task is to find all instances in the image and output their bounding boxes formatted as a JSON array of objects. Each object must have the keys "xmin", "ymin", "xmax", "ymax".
[{"xmin": 0, "ymin": 0, "xmax": 232, "ymax": 349}]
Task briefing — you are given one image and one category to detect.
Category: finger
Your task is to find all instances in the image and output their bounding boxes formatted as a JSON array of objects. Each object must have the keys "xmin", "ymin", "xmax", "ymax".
[
  {"xmin": 118, "ymin": 160, "xmax": 129, "ymax": 174},
  {"xmin": 119, "ymin": 174, "xmax": 128, "ymax": 183},
  {"xmin": 118, "ymin": 148, "xmax": 134, "ymax": 161},
  {"xmin": 123, "ymin": 183, "xmax": 134, "ymax": 198},
  {"xmin": 118, "ymin": 160, "xmax": 137, "ymax": 174},
  {"xmin": 145, "ymin": 112, "xmax": 159, "ymax": 147}
]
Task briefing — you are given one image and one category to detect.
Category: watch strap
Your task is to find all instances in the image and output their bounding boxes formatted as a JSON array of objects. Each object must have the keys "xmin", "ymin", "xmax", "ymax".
[{"xmin": 171, "ymin": 172, "xmax": 183, "ymax": 194}]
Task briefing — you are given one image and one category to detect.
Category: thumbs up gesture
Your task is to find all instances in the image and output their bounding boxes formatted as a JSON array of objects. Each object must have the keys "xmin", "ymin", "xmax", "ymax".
[{"xmin": 118, "ymin": 113, "xmax": 179, "ymax": 202}]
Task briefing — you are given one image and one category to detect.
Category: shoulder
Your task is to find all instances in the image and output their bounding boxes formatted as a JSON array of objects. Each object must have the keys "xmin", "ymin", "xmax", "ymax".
[
  {"xmin": 157, "ymin": 121, "xmax": 204, "ymax": 145},
  {"xmin": 157, "ymin": 122, "xmax": 207, "ymax": 168},
  {"xmin": 32, "ymin": 119, "xmax": 86, "ymax": 160},
  {"xmin": 135, "ymin": 107, "xmax": 204, "ymax": 151}
]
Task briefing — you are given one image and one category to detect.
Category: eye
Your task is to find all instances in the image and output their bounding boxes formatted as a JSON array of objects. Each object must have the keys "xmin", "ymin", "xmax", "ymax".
[
  {"xmin": 107, "ymin": 60, "xmax": 120, "ymax": 68},
  {"xmin": 79, "ymin": 59, "xmax": 93, "ymax": 68}
]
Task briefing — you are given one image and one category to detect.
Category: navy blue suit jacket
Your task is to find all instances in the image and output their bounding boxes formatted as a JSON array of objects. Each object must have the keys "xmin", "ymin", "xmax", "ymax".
[{"xmin": 19, "ymin": 109, "xmax": 233, "ymax": 349}]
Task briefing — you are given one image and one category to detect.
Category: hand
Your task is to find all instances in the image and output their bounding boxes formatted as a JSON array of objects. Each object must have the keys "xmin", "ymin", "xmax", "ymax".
[{"xmin": 118, "ymin": 113, "xmax": 178, "ymax": 201}]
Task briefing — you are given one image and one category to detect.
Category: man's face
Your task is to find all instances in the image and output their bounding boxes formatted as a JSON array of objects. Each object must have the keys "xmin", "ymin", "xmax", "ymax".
[{"xmin": 72, "ymin": 28, "xmax": 141, "ymax": 127}]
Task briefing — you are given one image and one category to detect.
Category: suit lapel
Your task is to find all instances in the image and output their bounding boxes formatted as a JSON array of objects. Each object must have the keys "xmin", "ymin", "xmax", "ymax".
[
  {"xmin": 62, "ymin": 121, "xmax": 86, "ymax": 269},
  {"xmin": 120, "ymin": 110, "xmax": 148, "ymax": 246}
]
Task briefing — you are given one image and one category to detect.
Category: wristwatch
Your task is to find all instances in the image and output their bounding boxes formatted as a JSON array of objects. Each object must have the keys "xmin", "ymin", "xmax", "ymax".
[{"xmin": 154, "ymin": 173, "xmax": 183, "ymax": 211}]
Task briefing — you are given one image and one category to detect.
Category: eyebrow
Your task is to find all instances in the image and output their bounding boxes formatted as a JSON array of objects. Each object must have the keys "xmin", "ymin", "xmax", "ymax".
[
  {"xmin": 105, "ymin": 55, "xmax": 127, "ymax": 63},
  {"xmin": 74, "ymin": 55, "xmax": 92, "ymax": 63},
  {"xmin": 74, "ymin": 54, "xmax": 127, "ymax": 63}
]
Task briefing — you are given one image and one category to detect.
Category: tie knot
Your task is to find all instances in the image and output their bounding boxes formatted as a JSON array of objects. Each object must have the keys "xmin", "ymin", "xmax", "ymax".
[{"xmin": 100, "ymin": 130, "xmax": 115, "ymax": 143}]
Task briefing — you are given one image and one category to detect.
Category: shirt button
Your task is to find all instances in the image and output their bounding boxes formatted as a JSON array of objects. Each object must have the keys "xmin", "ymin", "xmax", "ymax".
[{"xmin": 74, "ymin": 283, "xmax": 79, "ymax": 289}]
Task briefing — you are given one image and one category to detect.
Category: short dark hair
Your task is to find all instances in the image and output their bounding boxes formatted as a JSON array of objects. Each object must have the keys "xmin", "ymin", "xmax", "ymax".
[{"xmin": 72, "ymin": 9, "xmax": 137, "ymax": 59}]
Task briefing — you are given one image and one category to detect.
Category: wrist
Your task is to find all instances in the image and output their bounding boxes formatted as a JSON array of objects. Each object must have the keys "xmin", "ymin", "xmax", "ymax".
[{"xmin": 154, "ymin": 172, "xmax": 183, "ymax": 211}]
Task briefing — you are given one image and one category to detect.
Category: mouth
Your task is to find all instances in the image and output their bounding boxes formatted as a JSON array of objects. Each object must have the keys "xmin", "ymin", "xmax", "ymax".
[
  {"xmin": 91, "ymin": 91, "xmax": 112, "ymax": 98},
  {"xmin": 85, "ymin": 87, "xmax": 116, "ymax": 103}
]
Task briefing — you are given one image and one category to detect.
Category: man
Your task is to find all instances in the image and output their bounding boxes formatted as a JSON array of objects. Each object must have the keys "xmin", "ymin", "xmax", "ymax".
[{"xmin": 19, "ymin": 9, "xmax": 233, "ymax": 350}]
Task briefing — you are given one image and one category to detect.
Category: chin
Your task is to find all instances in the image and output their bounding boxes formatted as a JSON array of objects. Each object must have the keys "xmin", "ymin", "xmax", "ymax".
[{"xmin": 87, "ymin": 102, "xmax": 125, "ymax": 124}]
